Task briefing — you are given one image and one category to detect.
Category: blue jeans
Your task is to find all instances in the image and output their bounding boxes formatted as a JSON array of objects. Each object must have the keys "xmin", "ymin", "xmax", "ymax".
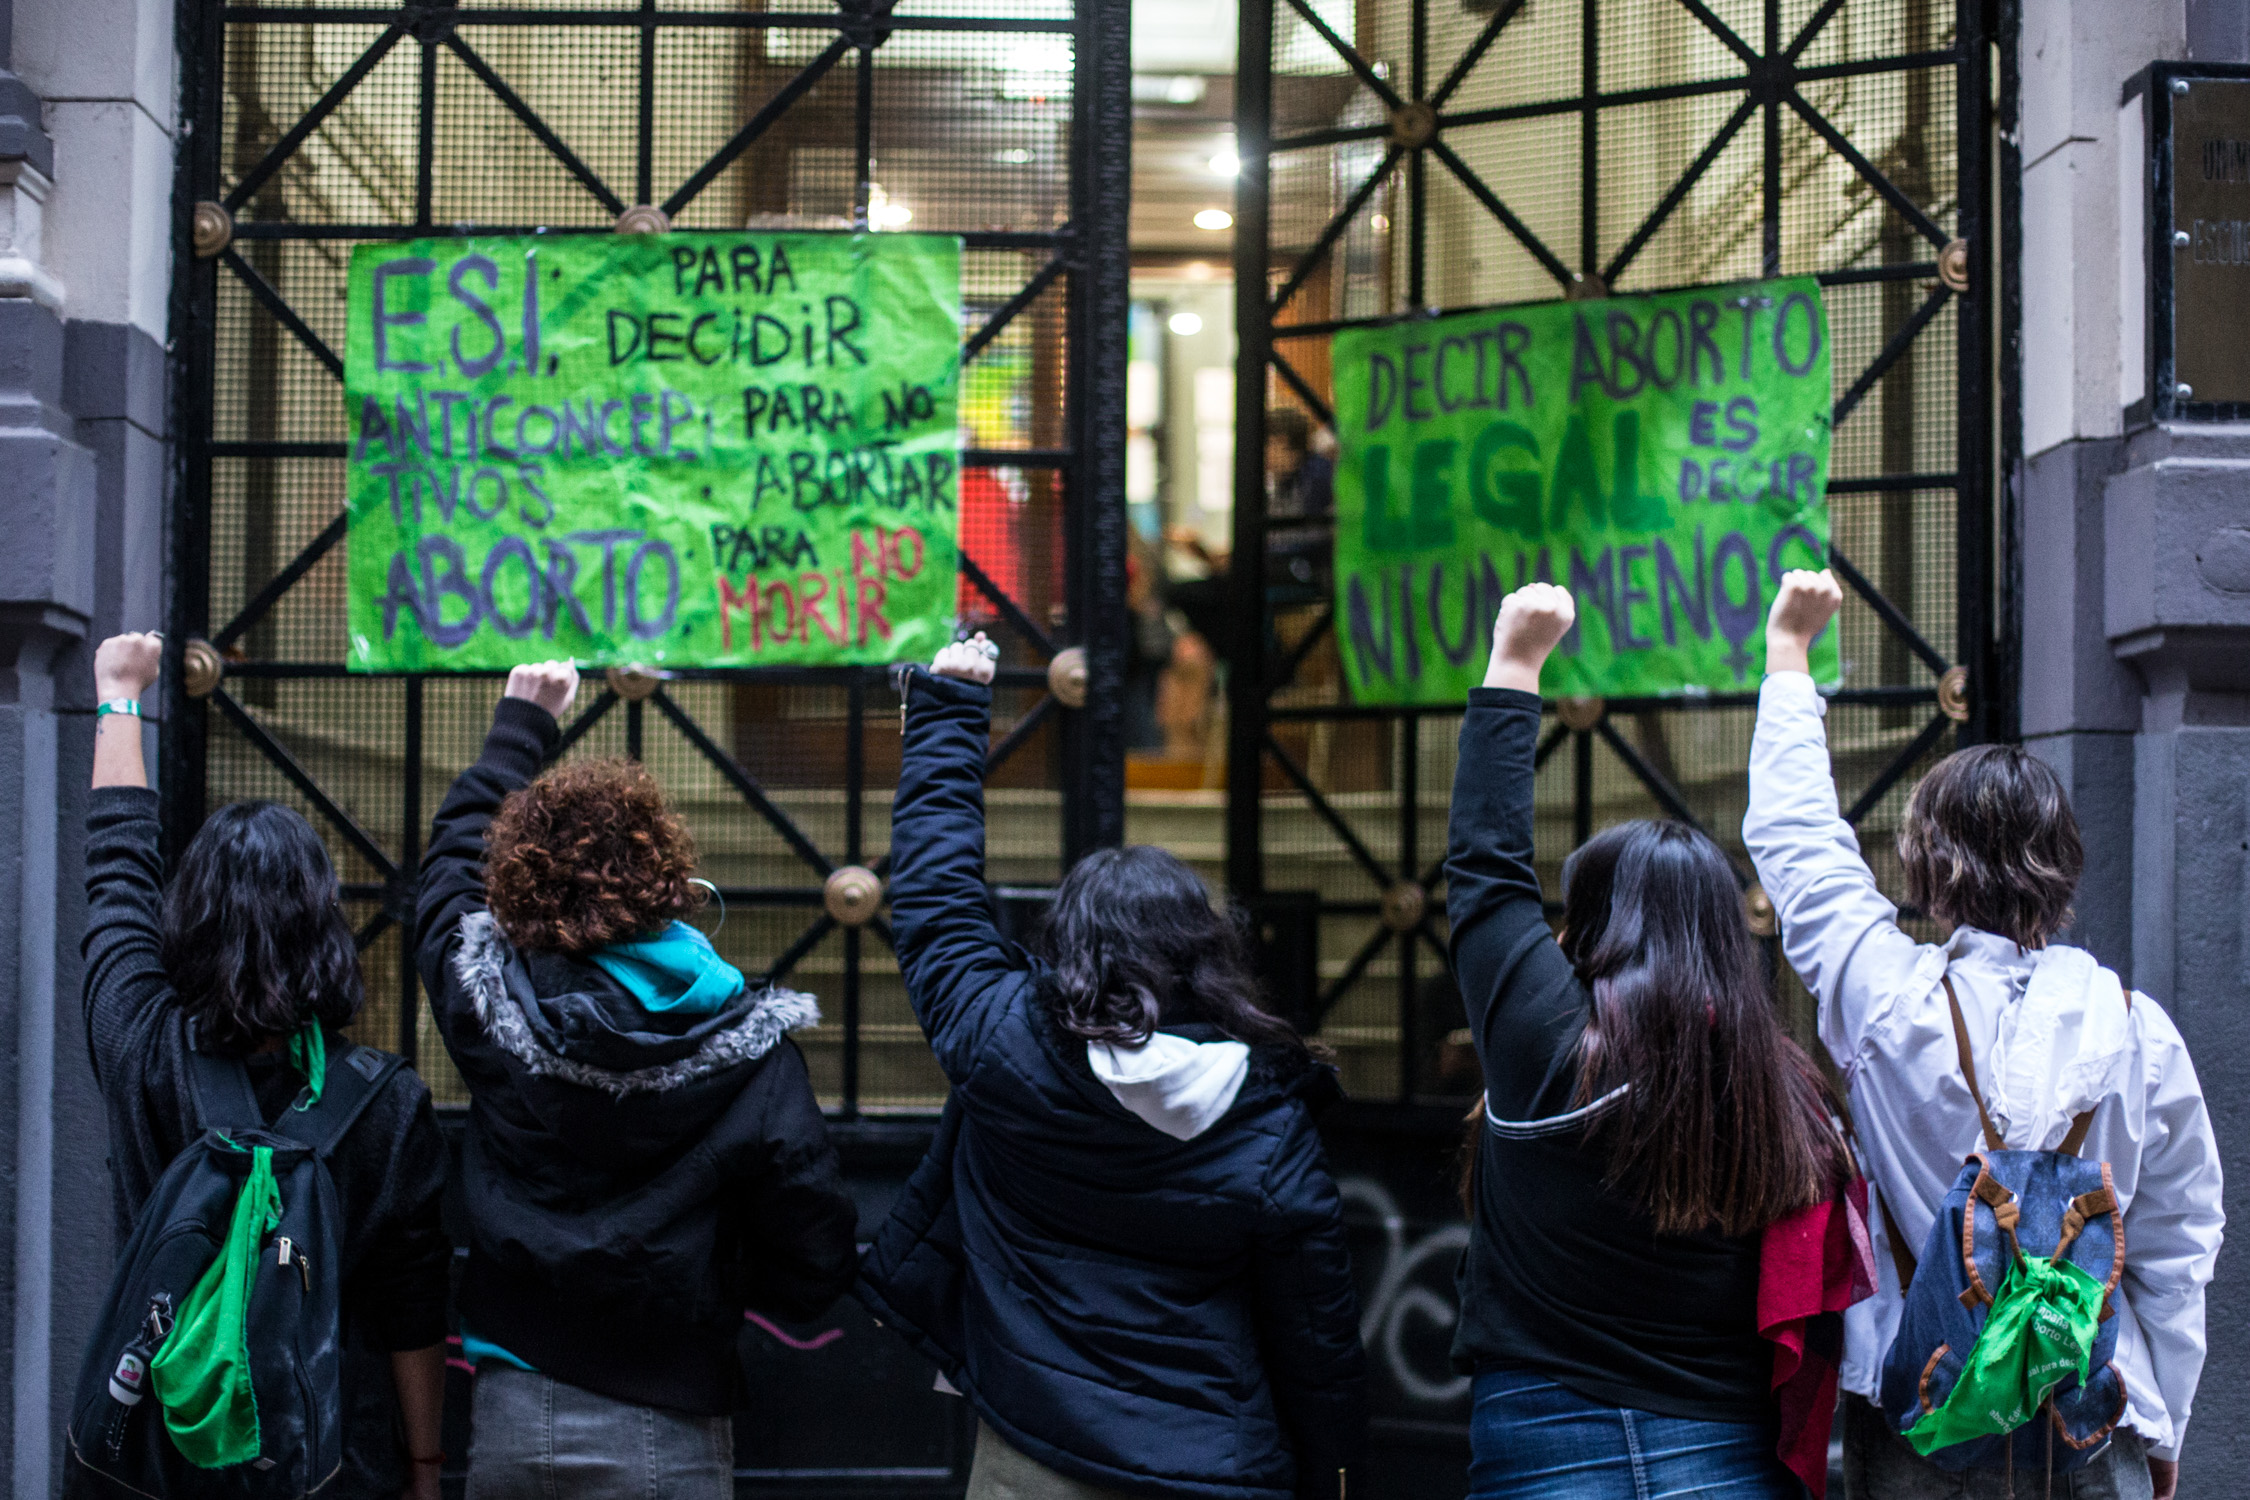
[
  {"xmin": 1469, "ymin": 1368, "xmax": 1801, "ymax": 1500},
  {"xmin": 464, "ymin": 1366, "xmax": 733, "ymax": 1500}
]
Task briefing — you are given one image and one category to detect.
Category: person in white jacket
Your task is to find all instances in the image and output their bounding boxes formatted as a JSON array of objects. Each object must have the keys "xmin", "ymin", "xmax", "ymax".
[{"xmin": 1743, "ymin": 569, "xmax": 2221, "ymax": 1500}]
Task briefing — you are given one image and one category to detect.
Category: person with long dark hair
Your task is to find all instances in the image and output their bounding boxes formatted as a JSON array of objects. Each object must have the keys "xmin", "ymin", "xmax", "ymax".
[
  {"xmin": 1447, "ymin": 587, "xmax": 1855, "ymax": 1499},
  {"xmin": 857, "ymin": 634, "xmax": 1366, "ymax": 1500},
  {"xmin": 76, "ymin": 632, "xmax": 450, "ymax": 1498}
]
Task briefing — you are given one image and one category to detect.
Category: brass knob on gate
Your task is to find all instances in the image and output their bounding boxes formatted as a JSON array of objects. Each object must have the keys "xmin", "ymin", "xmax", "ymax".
[
  {"xmin": 1744, "ymin": 882, "xmax": 1778, "ymax": 938},
  {"xmin": 191, "ymin": 201, "xmax": 233, "ymax": 259},
  {"xmin": 1556, "ymin": 696, "xmax": 1604, "ymax": 730},
  {"xmin": 824, "ymin": 865, "xmax": 884, "ymax": 926},
  {"xmin": 1387, "ymin": 101, "xmax": 1437, "ymax": 151},
  {"xmin": 1565, "ymin": 272, "xmax": 1610, "ymax": 302},
  {"xmin": 182, "ymin": 638, "xmax": 225, "ymax": 699},
  {"xmin": 1937, "ymin": 666, "xmax": 1971, "ymax": 722},
  {"xmin": 606, "ymin": 665, "xmax": 662, "ymax": 701},
  {"xmin": 1047, "ymin": 647, "xmax": 1088, "ymax": 709},
  {"xmin": 615, "ymin": 204, "xmax": 671, "ymax": 234},
  {"xmin": 1937, "ymin": 238, "xmax": 1972, "ymax": 293},
  {"xmin": 1380, "ymin": 881, "xmax": 1427, "ymax": 933}
]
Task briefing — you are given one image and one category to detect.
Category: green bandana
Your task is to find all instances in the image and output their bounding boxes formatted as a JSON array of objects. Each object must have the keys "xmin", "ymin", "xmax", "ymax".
[
  {"xmin": 149, "ymin": 1140, "xmax": 283, "ymax": 1468},
  {"xmin": 286, "ymin": 1023, "xmax": 325, "ymax": 1110},
  {"xmin": 1905, "ymin": 1254, "xmax": 2106, "ymax": 1456}
]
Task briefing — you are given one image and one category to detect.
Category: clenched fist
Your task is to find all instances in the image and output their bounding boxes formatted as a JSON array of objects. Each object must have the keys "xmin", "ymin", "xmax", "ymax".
[
  {"xmin": 1483, "ymin": 583, "xmax": 1576, "ymax": 694},
  {"xmin": 94, "ymin": 632, "xmax": 164, "ymax": 702},
  {"xmin": 931, "ymin": 632, "xmax": 998, "ymax": 685},
  {"xmin": 504, "ymin": 660, "xmax": 580, "ymax": 718},
  {"xmin": 1765, "ymin": 568, "xmax": 1841, "ymax": 677}
]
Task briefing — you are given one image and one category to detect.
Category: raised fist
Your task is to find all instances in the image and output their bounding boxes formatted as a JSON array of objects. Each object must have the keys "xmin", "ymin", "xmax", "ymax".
[
  {"xmin": 504, "ymin": 660, "xmax": 580, "ymax": 718},
  {"xmin": 1765, "ymin": 569, "xmax": 1842, "ymax": 676},
  {"xmin": 932, "ymin": 632, "xmax": 998, "ymax": 685},
  {"xmin": 94, "ymin": 633, "xmax": 164, "ymax": 701},
  {"xmin": 1483, "ymin": 583, "xmax": 1577, "ymax": 693}
]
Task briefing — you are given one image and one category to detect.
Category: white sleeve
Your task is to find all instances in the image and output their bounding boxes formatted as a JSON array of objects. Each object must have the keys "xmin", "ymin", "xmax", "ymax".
[
  {"xmin": 1742, "ymin": 672, "xmax": 1927, "ymax": 1076},
  {"xmin": 2119, "ymin": 997, "xmax": 2224, "ymax": 1462}
]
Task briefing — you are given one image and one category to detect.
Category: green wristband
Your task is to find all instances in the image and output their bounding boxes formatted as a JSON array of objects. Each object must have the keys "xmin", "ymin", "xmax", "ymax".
[{"xmin": 96, "ymin": 699, "xmax": 142, "ymax": 720}]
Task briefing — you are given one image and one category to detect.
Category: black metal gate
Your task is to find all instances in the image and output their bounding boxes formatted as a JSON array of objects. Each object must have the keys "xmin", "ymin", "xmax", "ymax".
[
  {"xmin": 163, "ymin": 0, "xmax": 1128, "ymax": 1489},
  {"xmin": 1227, "ymin": 0, "xmax": 2017, "ymax": 1480}
]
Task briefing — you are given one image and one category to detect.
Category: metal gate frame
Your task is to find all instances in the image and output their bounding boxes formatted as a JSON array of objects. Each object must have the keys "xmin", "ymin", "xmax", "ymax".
[
  {"xmin": 160, "ymin": 0, "xmax": 1132, "ymax": 1116},
  {"xmin": 1226, "ymin": 0, "xmax": 2022, "ymax": 1091}
]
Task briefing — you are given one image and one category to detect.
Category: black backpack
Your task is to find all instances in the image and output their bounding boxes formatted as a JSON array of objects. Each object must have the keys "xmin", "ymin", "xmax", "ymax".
[{"xmin": 66, "ymin": 1034, "xmax": 402, "ymax": 1498}]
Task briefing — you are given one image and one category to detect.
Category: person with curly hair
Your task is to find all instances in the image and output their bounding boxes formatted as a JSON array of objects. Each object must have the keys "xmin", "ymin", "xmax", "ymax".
[{"xmin": 415, "ymin": 662, "xmax": 858, "ymax": 1500}]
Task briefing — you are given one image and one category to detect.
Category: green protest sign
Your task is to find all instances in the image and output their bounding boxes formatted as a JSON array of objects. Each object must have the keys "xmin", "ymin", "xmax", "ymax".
[
  {"xmin": 344, "ymin": 232, "xmax": 961, "ymax": 671},
  {"xmin": 1331, "ymin": 278, "xmax": 1838, "ymax": 702}
]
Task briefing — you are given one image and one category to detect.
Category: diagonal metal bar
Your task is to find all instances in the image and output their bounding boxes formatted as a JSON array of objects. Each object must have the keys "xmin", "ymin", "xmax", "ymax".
[
  {"xmin": 984, "ymin": 693, "xmax": 1055, "ymax": 776},
  {"xmin": 1261, "ymin": 731, "xmax": 1395, "ymax": 890},
  {"xmin": 761, "ymin": 913, "xmax": 836, "ymax": 987},
  {"xmin": 1279, "ymin": 0, "xmax": 1406, "ymax": 111},
  {"xmin": 1268, "ymin": 349, "xmax": 1336, "ymax": 429},
  {"xmin": 1271, "ymin": 607, "xmax": 1334, "ymax": 695},
  {"xmin": 1427, "ymin": 138, "xmax": 1574, "ymax": 288},
  {"xmin": 1533, "ymin": 720, "xmax": 1572, "ymax": 770},
  {"xmin": 1844, "ymin": 715, "xmax": 1955, "ymax": 825},
  {"xmin": 225, "ymin": 24, "xmax": 407, "ymax": 210},
  {"xmin": 1832, "ymin": 281, "xmax": 1951, "ymax": 424},
  {"xmin": 1271, "ymin": 144, "xmax": 1402, "ymax": 318},
  {"xmin": 963, "ymin": 255, "xmax": 1067, "ymax": 365},
  {"xmin": 1673, "ymin": 0, "xmax": 1761, "ymax": 69},
  {"xmin": 1786, "ymin": 93, "xmax": 1951, "ymax": 248},
  {"xmin": 214, "ymin": 513, "xmax": 346, "ymax": 651},
  {"xmin": 663, "ymin": 34, "xmax": 856, "ymax": 216},
  {"xmin": 222, "ymin": 249, "xmax": 343, "ymax": 379},
  {"xmin": 1785, "ymin": 0, "xmax": 1850, "ymax": 62},
  {"xmin": 1828, "ymin": 546, "xmax": 1950, "ymax": 676},
  {"xmin": 446, "ymin": 33, "xmax": 626, "ymax": 216},
  {"xmin": 1431, "ymin": 0, "xmax": 1530, "ymax": 109},
  {"xmin": 354, "ymin": 911, "xmax": 392, "ymax": 953},
  {"xmin": 1593, "ymin": 717, "xmax": 1713, "ymax": 837},
  {"xmin": 959, "ymin": 551, "xmax": 1057, "ymax": 657},
  {"xmin": 211, "ymin": 688, "xmax": 399, "ymax": 880},
  {"xmin": 1315, "ymin": 922, "xmax": 1393, "ymax": 1024},
  {"xmin": 548, "ymin": 689, "xmax": 619, "ymax": 760},
  {"xmin": 1602, "ymin": 95, "xmax": 1759, "ymax": 286},
  {"xmin": 1415, "ymin": 918, "xmax": 1453, "ymax": 974},
  {"xmin": 651, "ymin": 688, "xmax": 836, "ymax": 878}
]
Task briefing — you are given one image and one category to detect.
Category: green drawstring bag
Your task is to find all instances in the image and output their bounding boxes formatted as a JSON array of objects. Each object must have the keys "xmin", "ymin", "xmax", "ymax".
[
  {"xmin": 148, "ymin": 1140, "xmax": 283, "ymax": 1468},
  {"xmin": 1904, "ymin": 1253, "xmax": 2106, "ymax": 1456}
]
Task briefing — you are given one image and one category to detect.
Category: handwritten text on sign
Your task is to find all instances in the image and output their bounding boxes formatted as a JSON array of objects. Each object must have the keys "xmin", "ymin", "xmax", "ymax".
[
  {"xmin": 1332, "ymin": 278, "xmax": 1838, "ymax": 702},
  {"xmin": 345, "ymin": 232, "xmax": 962, "ymax": 670}
]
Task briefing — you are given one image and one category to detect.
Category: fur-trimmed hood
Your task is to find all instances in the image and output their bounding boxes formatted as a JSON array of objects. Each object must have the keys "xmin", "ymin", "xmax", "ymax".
[{"xmin": 453, "ymin": 910, "xmax": 819, "ymax": 1099}]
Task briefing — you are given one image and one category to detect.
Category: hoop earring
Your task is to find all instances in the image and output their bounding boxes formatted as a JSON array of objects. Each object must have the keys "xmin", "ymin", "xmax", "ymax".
[{"xmin": 689, "ymin": 877, "xmax": 726, "ymax": 938}]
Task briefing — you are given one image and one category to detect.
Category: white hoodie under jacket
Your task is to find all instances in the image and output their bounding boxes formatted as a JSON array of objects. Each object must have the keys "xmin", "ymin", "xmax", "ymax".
[{"xmin": 1744, "ymin": 671, "xmax": 2223, "ymax": 1461}]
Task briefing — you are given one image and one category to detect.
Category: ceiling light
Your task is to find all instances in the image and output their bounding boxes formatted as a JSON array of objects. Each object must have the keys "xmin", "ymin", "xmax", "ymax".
[
  {"xmin": 1210, "ymin": 148, "xmax": 1240, "ymax": 176},
  {"xmin": 1168, "ymin": 311, "xmax": 1204, "ymax": 336},
  {"xmin": 994, "ymin": 148, "xmax": 1032, "ymax": 165},
  {"xmin": 1370, "ymin": 213, "xmax": 1390, "ymax": 232},
  {"xmin": 1194, "ymin": 208, "xmax": 1233, "ymax": 231}
]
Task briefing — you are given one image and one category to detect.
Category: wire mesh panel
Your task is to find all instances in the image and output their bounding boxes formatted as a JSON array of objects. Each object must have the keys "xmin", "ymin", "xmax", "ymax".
[
  {"xmin": 1230, "ymin": 0, "xmax": 2002, "ymax": 1104},
  {"xmin": 167, "ymin": 0, "xmax": 1130, "ymax": 1136}
]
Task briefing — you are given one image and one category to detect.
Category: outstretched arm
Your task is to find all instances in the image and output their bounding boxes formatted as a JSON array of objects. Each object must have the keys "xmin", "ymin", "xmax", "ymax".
[
  {"xmin": 82, "ymin": 634, "xmax": 173, "ymax": 1086},
  {"xmin": 413, "ymin": 662, "xmax": 577, "ymax": 990},
  {"xmin": 1744, "ymin": 571, "xmax": 1923, "ymax": 1075},
  {"xmin": 1445, "ymin": 587, "xmax": 1584, "ymax": 1087},
  {"xmin": 888, "ymin": 634, "xmax": 1025, "ymax": 1082}
]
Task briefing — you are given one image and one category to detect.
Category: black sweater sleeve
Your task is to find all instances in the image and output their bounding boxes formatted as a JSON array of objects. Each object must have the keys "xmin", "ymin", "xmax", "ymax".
[
  {"xmin": 731, "ymin": 1041, "xmax": 860, "ymax": 1322},
  {"xmin": 81, "ymin": 786, "xmax": 175, "ymax": 1090},
  {"xmin": 415, "ymin": 696, "xmax": 558, "ymax": 999},
  {"xmin": 1442, "ymin": 689, "xmax": 1588, "ymax": 1118},
  {"xmin": 345, "ymin": 1080, "xmax": 453, "ymax": 1350}
]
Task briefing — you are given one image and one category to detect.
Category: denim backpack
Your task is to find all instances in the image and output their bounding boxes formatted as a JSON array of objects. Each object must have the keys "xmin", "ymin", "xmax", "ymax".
[
  {"xmin": 1877, "ymin": 977, "xmax": 2127, "ymax": 1477},
  {"xmin": 66, "ymin": 1035, "xmax": 400, "ymax": 1498}
]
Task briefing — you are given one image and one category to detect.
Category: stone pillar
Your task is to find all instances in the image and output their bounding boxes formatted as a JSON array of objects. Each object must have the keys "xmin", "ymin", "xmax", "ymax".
[{"xmin": 2018, "ymin": 0, "xmax": 2250, "ymax": 1486}]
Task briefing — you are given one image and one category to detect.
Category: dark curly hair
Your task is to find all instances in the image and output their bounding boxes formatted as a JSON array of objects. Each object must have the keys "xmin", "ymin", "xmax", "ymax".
[
  {"xmin": 1898, "ymin": 745, "xmax": 2082, "ymax": 947},
  {"xmin": 163, "ymin": 801, "xmax": 363, "ymax": 1055},
  {"xmin": 484, "ymin": 757, "xmax": 702, "ymax": 954}
]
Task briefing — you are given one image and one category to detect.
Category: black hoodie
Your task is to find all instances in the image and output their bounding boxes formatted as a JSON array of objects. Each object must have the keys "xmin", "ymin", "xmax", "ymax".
[{"xmin": 415, "ymin": 698, "xmax": 859, "ymax": 1416}]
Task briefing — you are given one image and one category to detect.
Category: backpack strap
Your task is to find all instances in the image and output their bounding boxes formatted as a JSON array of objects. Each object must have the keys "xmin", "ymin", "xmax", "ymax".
[
  {"xmin": 186, "ymin": 1022, "xmax": 265, "ymax": 1134},
  {"xmin": 266, "ymin": 1044, "xmax": 404, "ymax": 1158},
  {"xmin": 1876, "ymin": 1185, "xmax": 1920, "ymax": 1290},
  {"xmin": 1942, "ymin": 975, "xmax": 2008, "ymax": 1151}
]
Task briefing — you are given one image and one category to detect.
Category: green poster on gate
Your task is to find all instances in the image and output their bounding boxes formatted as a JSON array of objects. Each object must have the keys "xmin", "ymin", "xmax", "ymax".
[
  {"xmin": 344, "ymin": 232, "xmax": 962, "ymax": 671},
  {"xmin": 1331, "ymin": 278, "xmax": 1838, "ymax": 703}
]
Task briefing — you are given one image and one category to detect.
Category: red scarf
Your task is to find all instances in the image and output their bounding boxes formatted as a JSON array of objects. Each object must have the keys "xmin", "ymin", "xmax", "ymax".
[{"xmin": 1759, "ymin": 1177, "xmax": 1876, "ymax": 1499}]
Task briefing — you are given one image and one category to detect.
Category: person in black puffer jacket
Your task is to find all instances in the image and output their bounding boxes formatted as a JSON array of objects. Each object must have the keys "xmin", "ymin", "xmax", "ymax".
[
  {"xmin": 415, "ymin": 661, "xmax": 858, "ymax": 1500},
  {"xmin": 858, "ymin": 635, "xmax": 1367, "ymax": 1500}
]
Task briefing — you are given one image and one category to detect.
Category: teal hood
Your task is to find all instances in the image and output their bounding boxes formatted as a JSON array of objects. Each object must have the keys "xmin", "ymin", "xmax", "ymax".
[{"xmin": 588, "ymin": 921, "xmax": 746, "ymax": 1015}]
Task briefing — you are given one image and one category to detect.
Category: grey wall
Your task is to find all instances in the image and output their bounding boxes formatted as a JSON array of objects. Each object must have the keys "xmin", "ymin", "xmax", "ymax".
[
  {"xmin": 2019, "ymin": 1, "xmax": 2250, "ymax": 1487},
  {"xmin": 0, "ymin": 0, "xmax": 171, "ymax": 1493}
]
